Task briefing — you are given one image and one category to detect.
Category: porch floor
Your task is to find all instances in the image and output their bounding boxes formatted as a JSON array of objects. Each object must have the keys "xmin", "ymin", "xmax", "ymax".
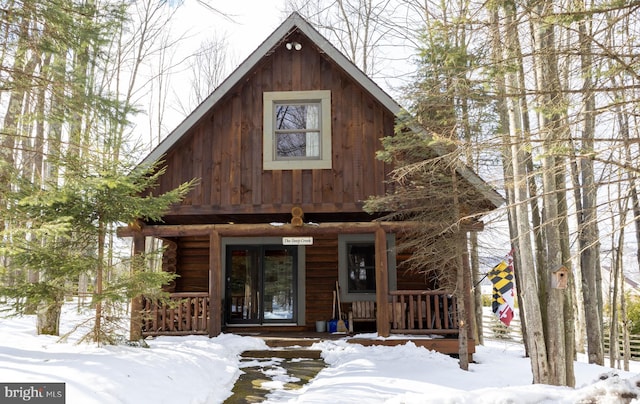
[{"xmin": 234, "ymin": 331, "xmax": 346, "ymax": 348}]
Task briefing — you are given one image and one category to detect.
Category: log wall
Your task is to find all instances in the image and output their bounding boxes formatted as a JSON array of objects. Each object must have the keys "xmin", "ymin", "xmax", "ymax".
[
  {"xmin": 304, "ymin": 235, "xmax": 338, "ymax": 326},
  {"xmin": 175, "ymin": 236, "xmax": 209, "ymax": 293},
  {"xmin": 169, "ymin": 233, "xmax": 440, "ymax": 330}
]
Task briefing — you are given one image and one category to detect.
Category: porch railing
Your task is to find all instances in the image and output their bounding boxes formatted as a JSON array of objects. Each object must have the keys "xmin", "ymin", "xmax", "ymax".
[
  {"xmin": 141, "ymin": 292, "xmax": 209, "ymax": 336},
  {"xmin": 389, "ymin": 290, "xmax": 458, "ymax": 334},
  {"xmin": 138, "ymin": 290, "xmax": 457, "ymax": 337}
]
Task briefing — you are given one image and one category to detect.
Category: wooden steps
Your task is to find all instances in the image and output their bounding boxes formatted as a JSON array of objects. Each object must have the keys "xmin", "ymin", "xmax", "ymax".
[{"xmin": 241, "ymin": 349, "xmax": 322, "ymax": 359}]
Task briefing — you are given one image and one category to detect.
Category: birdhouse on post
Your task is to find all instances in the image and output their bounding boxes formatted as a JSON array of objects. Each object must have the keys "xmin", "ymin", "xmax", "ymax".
[{"xmin": 552, "ymin": 266, "xmax": 569, "ymax": 289}]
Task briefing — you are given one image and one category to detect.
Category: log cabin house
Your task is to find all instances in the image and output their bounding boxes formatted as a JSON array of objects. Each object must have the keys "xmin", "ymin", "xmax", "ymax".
[{"xmin": 118, "ymin": 12, "xmax": 504, "ymax": 356}]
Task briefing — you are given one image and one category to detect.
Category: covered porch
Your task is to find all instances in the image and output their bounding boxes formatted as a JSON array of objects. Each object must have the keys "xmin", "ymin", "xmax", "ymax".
[{"xmin": 118, "ymin": 221, "xmax": 478, "ymax": 356}]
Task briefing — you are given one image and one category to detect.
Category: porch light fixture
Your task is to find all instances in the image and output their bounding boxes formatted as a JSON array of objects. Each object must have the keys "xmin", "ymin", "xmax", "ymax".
[{"xmin": 285, "ymin": 41, "xmax": 302, "ymax": 51}]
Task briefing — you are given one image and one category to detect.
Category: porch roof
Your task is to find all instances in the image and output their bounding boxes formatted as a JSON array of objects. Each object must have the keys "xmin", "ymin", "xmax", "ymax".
[{"xmin": 117, "ymin": 220, "xmax": 484, "ymax": 238}]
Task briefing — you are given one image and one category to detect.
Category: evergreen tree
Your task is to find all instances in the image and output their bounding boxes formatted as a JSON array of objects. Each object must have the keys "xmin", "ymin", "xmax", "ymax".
[
  {"xmin": 365, "ymin": 1, "xmax": 497, "ymax": 370},
  {"xmin": 0, "ymin": 157, "xmax": 194, "ymax": 342},
  {"xmin": 0, "ymin": 0, "xmax": 196, "ymax": 344}
]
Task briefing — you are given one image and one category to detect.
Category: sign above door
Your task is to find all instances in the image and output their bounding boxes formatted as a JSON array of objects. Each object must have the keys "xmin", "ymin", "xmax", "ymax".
[{"xmin": 282, "ymin": 236, "xmax": 313, "ymax": 245}]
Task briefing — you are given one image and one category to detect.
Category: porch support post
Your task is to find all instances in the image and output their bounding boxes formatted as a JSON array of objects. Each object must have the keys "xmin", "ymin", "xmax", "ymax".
[
  {"xmin": 375, "ymin": 226, "xmax": 390, "ymax": 337},
  {"xmin": 209, "ymin": 230, "xmax": 222, "ymax": 337},
  {"xmin": 129, "ymin": 232, "xmax": 145, "ymax": 341}
]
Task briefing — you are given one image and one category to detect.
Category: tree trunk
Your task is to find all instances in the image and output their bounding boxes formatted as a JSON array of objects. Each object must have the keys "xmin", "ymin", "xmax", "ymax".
[
  {"xmin": 37, "ymin": 300, "xmax": 62, "ymax": 336},
  {"xmin": 512, "ymin": 134, "xmax": 549, "ymax": 383},
  {"xmin": 66, "ymin": 0, "xmax": 95, "ymax": 160},
  {"xmin": 500, "ymin": 4, "xmax": 550, "ymax": 381},
  {"xmin": 470, "ymin": 232, "xmax": 483, "ymax": 345},
  {"xmin": 576, "ymin": 2, "xmax": 605, "ymax": 366},
  {"xmin": 456, "ymin": 246, "xmax": 469, "ymax": 370},
  {"xmin": 621, "ymin": 270, "xmax": 630, "ymax": 371},
  {"xmin": 94, "ymin": 219, "xmax": 105, "ymax": 343},
  {"xmin": 567, "ymin": 140, "xmax": 587, "ymax": 358},
  {"xmin": 556, "ymin": 164, "xmax": 575, "ymax": 387},
  {"xmin": 0, "ymin": 1, "xmax": 37, "ymax": 192},
  {"xmin": 611, "ymin": 190, "xmax": 628, "ymax": 369},
  {"xmin": 490, "ymin": 7, "xmax": 528, "ymax": 357},
  {"xmin": 530, "ymin": 0, "xmax": 572, "ymax": 386},
  {"xmin": 632, "ymin": 186, "xmax": 640, "ymax": 274},
  {"xmin": 609, "ymin": 240, "xmax": 620, "ymax": 368},
  {"xmin": 540, "ymin": 158, "xmax": 567, "ymax": 386},
  {"xmin": 452, "ymin": 169, "xmax": 468, "ymax": 370}
]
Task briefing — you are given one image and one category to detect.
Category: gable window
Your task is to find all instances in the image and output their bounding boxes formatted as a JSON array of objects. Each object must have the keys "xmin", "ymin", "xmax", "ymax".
[
  {"xmin": 263, "ymin": 90, "xmax": 332, "ymax": 170},
  {"xmin": 275, "ymin": 103, "xmax": 320, "ymax": 158},
  {"xmin": 338, "ymin": 234, "xmax": 396, "ymax": 301}
]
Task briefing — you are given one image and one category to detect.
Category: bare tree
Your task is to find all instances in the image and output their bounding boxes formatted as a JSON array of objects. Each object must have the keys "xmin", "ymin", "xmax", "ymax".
[
  {"xmin": 189, "ymin": 35, "xmax": 232, "ymax": 108},
  {"xmin": 573, "ymin": 0, "xmax": 604, "ymax": 366},
  {"xmin": 285, "ymin": 0, "xmax": 396, "ymax": 79}
]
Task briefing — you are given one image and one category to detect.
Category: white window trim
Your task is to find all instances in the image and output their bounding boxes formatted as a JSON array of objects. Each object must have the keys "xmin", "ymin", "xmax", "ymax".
[
  {"xmin": 263, "ymin": 90, "xmax": 332, "ymax": 170},
  {"xmin": 338, "ymin": 233, "xmax": 397, "ymax": 302}
]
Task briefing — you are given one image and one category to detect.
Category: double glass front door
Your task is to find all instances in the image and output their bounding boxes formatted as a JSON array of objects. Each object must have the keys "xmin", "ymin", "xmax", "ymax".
[{"xmin": 226, "ymin": 245, "xmax": 297, "ymax": 324}]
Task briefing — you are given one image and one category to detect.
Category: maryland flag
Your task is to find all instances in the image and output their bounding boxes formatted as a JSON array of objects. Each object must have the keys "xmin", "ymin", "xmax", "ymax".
[{"xmin": 488, "ymin": 251, "xmax": 515, "ymax": 327}]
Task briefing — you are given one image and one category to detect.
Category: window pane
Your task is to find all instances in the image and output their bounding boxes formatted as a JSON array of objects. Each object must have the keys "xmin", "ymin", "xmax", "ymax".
[
  {"xmin": 276, "ymin": 132, "xmax": 320, "ymax": 158},
  {"xmin": 275, "ymin": 104, "xmax": 319, "ymax": 130},
  {"xmin": 229, "ymin": 249, "xmax": 260, "ymax": 321},
  {"xmin": 347, "ymin": 243, "xmax": 376, "ymax": 293},
  {"xmin": 263, "ymin": 249, "xmax": 294, "ymax": 321},
  {"xmin": 306, "ymin": 132, "xmax": 319, "ymax": 156}
]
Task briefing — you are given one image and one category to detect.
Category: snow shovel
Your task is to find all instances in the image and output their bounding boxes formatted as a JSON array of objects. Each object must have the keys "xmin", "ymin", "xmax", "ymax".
[
  {"xmin": 335, "ymin": 281, "xmax": 348, "ymax": 333},
  {"xmin": 332, "ymin": 290, "xmax": 336, "ymax": 320}
]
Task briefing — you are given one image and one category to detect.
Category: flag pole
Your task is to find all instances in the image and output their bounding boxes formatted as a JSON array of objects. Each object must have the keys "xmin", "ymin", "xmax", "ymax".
[{"xmin": 472, "ymin": 272, "xmax": 489, "ymax": 290}]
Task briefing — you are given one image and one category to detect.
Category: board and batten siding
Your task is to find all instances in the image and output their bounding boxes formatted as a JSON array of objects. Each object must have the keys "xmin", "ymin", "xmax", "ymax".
[{"xmin": 154, "ymin": 32, "xmax": 393, "ymax": 217}]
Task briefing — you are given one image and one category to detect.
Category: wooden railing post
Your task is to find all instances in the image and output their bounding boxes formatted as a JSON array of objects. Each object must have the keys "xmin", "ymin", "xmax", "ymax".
[
  {"xmin": 141, "ymin": 292, "xmax": 209, "ymax": 337},
  {"xmin": 388, "ymin": 290, "xmax": 460, "ymax": 335}
]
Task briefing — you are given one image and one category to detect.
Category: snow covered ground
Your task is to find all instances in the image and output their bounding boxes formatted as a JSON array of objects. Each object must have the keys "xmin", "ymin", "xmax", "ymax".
[{"xmin": 1, "ymin": 301, "xmax": 639, "ymax": 403}]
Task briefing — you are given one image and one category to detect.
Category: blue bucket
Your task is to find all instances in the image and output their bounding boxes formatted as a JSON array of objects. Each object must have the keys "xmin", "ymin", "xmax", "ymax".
[{"xmin": 327, "ymin": 319, "xmax": 348, "ymax": 333}]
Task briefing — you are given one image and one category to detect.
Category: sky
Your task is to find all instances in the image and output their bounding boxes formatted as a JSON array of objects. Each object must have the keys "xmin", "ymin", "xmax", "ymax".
[
  {"xmin": 1, "ymin": 300, "xmax": 639, "ymax": 404},
  {"xmin": 154, "ymin": 1, "xmax": 287, "ymax": 136},
  {"xmin": 173, "ymin": 0, "xmax": 285, "ymax": 60},
  {"xmin": 127, "ymin": 0, "xmax": 288, "ymax": 156}
]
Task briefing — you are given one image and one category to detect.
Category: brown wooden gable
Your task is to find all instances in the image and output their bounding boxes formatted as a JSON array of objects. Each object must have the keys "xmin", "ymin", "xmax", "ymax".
[
  {"xmin": 153, "ymin": 28, "xmax": 395, "ymax": 224},
  {"xmin": 143, "ymin": 13, "xmax": 504, "ymax": 225}
]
